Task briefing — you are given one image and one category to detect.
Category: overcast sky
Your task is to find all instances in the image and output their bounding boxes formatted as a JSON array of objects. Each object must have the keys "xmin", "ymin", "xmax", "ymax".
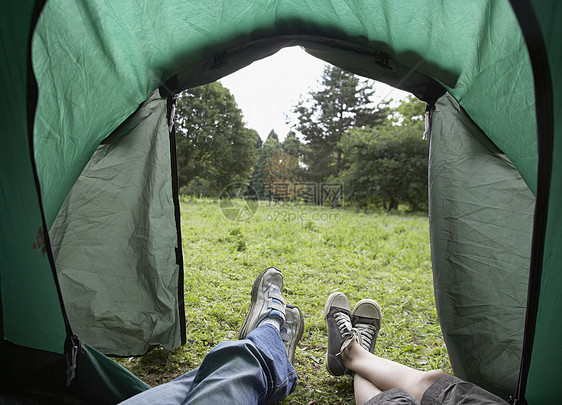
[{"xmin": 219, "ymin": 46, "xmax": 410, "ymax": 141}]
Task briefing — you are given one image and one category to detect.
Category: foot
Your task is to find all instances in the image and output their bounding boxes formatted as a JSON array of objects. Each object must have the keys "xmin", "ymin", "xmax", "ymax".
[
  {"xmin": 324, "ymin": 292, "xmax": 359, "ymax": 376},
  {"xmin": 351, "ymin": 299, "xmax": 381, "ymax": 354},
  {"xmin": 281, "ymin": 304, "xmax": 304, "ymax": 364},
  {"xmin": 239, "ymin": 267, "xmax": 286, "ymax": 339}
]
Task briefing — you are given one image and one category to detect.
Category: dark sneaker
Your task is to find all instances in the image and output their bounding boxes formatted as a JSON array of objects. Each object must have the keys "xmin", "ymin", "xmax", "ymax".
[
  {"xmin": 281, "ymin": 304, "xmax": 304, "ymax": 364},
  {"xmin": 324, "ymin": 292, "xmax": 359, "ymax": 376},
  {"xmin": 239, "ymin": 267, "xmax": 286, "ymax": 339},
  {"xmin": 351, "ymin": 299, "xmax": 381, "ymax": 354}
]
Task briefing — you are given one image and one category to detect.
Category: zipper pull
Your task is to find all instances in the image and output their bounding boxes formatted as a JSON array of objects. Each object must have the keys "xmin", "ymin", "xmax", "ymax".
[{"xmin": 65, "ymin": 335, "xmax": 80, "ymax": 386}]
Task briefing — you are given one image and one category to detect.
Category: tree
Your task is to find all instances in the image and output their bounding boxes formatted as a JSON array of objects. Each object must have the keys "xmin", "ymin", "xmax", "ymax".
[
  {"xmin": 262, "ymin": 132, "xmax": 305, "ymax": 200},
  {"xmin": 281, "ymin": 131, "xmax": 303, "ymax": 158},
  {"xmin": 249, "ymin": 130, "xmax": 280, "ymax": 198},
  {"xmin": 339, "ymin": 97, "xmax": 428, "ymax": 211},
  {"xmin": 254, "ymin": 131, "xmax": 263, "ymax": 149},
  {"xmin": 293, "ymin": 65, "xmax": 388, "ymax": 182},
  {"xmin": 249, "ymin": 130, "xmax": 306, "ymax": 200},
  {"xmin": 174, "ymin": 82, "xmax": 256, "ymax": 196},
  {"xmin": 388, "ymin": 95, "xmax": 426, "ymax": 126}
]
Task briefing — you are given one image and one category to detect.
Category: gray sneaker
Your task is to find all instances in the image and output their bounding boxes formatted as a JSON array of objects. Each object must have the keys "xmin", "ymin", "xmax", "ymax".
[
  {"xmin": 281, "ymin": 304, "xmax": 304, "ymax": 364},
  {"xmin": 351, "ymin": 299, "xmax": 381, "ymax": 354},
  {"xmin": 323, "ymin": 292, "xmax": 359, "ymax": 376},
  {"xmin": 239, "ymin": 267, "xmax": 286, "ymax": 339}
]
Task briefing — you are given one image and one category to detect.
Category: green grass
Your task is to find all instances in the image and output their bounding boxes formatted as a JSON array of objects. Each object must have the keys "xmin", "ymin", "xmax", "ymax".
[{"xmin": 117, "ymin": 198, "xmax": 451, "ymax": 403}]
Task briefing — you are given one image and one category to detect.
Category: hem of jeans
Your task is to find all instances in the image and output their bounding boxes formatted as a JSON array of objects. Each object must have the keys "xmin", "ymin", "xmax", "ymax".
[
  {"xmin": 420, "ymin": 375, "xmax": 459, "ymax": 405},
  {"xmin": 365, "ymin": 387, "xmax": 418, "ymax": 405}
]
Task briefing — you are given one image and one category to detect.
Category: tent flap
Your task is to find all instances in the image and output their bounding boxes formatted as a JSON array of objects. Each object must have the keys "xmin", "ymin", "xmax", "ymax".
[
  {"xmin": 428, "ymin": 93, "xmax": 535, "ymax": 399},
  {"xmin": 50, "ymin": 89, "xmax": 184, "ymax": 356},
  {"xmin": 77, "ymin": 343, "xmax": 150, "ymax": 404}
]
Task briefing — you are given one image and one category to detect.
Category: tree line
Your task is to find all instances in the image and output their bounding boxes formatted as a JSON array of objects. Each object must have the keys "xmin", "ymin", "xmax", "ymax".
[{"xmin": 174, "ymin": 65, "xmax": 428, "ymax": 211}]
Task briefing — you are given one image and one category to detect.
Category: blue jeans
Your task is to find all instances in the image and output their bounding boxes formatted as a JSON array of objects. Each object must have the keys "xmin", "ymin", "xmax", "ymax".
[{"xmin": 119, "ymin": 324, "xmax": 297, "ymax": 404}]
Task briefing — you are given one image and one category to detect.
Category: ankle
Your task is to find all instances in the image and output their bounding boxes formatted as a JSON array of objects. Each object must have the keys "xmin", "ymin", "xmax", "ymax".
[
  {"xmin": 259, "ymin": 316, "xmax": 283, "ymax": 330},
  {"xmin": 408, "ymin": 369, "xmax": 446, "ymax": 401},
  {"xmin": 420, "ymin": 370, "xmax": 446, "ymax": 387},
  {"xmin": 341, "ymin": 340, "xmax": 361, "ymax": 370}
]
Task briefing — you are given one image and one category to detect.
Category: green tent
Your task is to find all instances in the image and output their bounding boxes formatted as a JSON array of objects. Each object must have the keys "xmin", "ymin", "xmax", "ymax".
[{"xmin": 0, "ymin": 0, "xmax": 560, "ymax": 403}]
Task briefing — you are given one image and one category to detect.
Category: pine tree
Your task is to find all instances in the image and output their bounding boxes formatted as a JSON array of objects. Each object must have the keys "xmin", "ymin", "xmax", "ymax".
[
  {"xmin": 249, "ymin": 130, "xmax": 280, "ymax": 198},
  {"xmin": 293, "ymin": 66, "xmax": 388, "ymax": 182}
]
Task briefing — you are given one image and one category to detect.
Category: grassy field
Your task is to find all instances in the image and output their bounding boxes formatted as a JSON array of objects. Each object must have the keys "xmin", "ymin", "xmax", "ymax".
[{"xmin": 117, "ymin": 198, "xmax": 451, "ymax": 404}]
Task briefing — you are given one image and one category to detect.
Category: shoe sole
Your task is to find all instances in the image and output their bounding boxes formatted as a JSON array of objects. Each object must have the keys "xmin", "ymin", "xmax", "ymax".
[{"xmin": 239, "ymin": 267, "xmax": 283, "ymax": 339}]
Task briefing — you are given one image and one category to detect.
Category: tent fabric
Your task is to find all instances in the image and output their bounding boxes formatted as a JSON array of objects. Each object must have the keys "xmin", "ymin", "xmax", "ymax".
[
  {"xmin": 31, "ymin": 0, "xmax": 536, "ymax": 234},
  {"xmin": 1, "ymin": 0, "xmax": 561, "ymax": 403},
  {"xmin": 0, "ymin": 342, "xmax": 150, "ymax": 404},
  {"xmin": 28, "ymin": 0, "xmax": 537, "ymax": 369},
  {"xmin": 77, "ymin": 343, "xmax": 150, "ymax": 404},
  {"xmin": 428, "ymin": 93, "xmax": 535, "ymax": 398},
  {"xmin": 522, "ymin": 1, "xmax": 562, "ymax": 402},
  {"xmin": 163, "ymin": 35, "xmax": 446, "ymax": 104},
  {"xmin": 50, "ymin": 89, "xmax": 184, "ymax": 356},
  {"xmin": 0, "ymin": 0, "xmax": 67, "ymax": 355}
]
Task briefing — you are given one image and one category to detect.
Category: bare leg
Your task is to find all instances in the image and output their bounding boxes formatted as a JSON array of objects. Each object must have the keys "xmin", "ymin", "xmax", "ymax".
[
  {"xmin": 354, "ymin": 373, "xmax": 382, "ymax": 405},
  {"xmin": 342, "ymin": 341, "xmax": 446, "ymax": 402}
]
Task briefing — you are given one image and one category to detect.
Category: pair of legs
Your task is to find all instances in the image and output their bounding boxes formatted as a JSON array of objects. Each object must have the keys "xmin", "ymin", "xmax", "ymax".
[
  {"xmin": 122, "ymin": 269, "xmax": 508, "ymax": 404},
  {"xmin": 343, "ymin": 342, "xmax": 445, "ymax": 404},
  {"xmin": 323, "ymin": 292, "xmax": 508, "ymax": 405},
  {"xmin": 120, "ymin": 267, "xmax": 303, "ymax": 405}
]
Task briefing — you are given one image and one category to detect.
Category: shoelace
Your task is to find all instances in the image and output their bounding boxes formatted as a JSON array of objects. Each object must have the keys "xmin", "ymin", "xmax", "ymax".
[
  {"xmin": 334, "ymin": 311, "xmax": 352, "ymax": 335},
  {"xmin": 355, "ymin": 322, "xmax": 377, "ymax": 352},
  {"xmin": 334, "ymin": 312, "xmax": 359, "ymax": 356}
]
